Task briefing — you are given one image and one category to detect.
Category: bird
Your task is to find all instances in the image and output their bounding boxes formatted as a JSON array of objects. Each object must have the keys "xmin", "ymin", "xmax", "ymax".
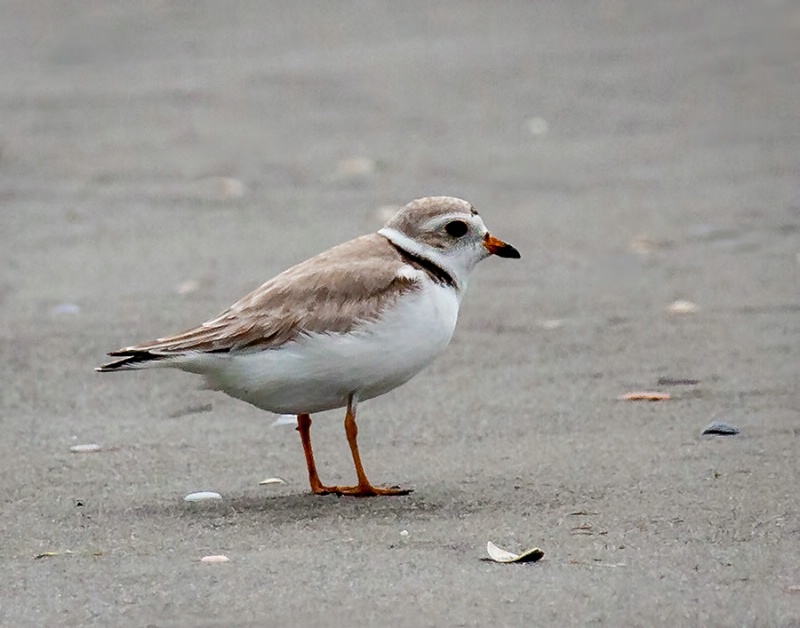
[{"xmin": 97, "ymin": 196, "xmax": 520, "ymax": 497}]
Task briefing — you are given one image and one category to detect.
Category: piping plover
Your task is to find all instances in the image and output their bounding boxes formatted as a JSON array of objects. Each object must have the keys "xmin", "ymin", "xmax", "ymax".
[{"xmin": 98, "ymin": 196, "xmax": 520, "ymax": 496}]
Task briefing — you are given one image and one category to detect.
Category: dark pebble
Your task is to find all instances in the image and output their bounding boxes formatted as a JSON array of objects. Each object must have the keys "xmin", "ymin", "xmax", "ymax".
[{"xmin": 702, "ymin": 421, "xmax": 740, "ymax": 436}]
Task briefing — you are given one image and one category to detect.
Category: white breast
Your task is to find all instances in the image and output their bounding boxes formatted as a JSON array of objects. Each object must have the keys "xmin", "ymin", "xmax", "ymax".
[{"xmin": 199, "ymin": 275, "xmax": 460, "ymax": 414}]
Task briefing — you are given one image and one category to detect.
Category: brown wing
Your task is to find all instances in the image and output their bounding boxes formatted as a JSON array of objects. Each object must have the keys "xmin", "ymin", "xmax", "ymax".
[{"xmin": 105, "ymin": 234, "xmax": 419, "ymax": 360}]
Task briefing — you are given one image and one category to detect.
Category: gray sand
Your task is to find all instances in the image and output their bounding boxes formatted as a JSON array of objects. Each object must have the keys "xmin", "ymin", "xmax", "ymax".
[{"xmin": 2, "ymin": 2, "xmax": 799, "ymax": 626}]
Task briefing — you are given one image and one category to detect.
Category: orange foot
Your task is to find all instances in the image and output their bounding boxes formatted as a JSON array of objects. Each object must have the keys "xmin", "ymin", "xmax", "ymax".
[{"xmin": 311, "ymin": 483, "xmax": 412, "ymax": 497}]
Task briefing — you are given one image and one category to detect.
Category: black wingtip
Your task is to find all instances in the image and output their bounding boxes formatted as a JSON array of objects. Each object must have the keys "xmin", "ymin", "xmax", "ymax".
[{"xmin": 96, "ymin": 351, "xmax": 166, "ymax": 372}]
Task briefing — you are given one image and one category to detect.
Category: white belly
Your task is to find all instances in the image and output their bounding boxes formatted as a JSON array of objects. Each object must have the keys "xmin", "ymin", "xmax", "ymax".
[{"xmin": 194, "ymin": 284, "xmax": 459, "ymax": 414}]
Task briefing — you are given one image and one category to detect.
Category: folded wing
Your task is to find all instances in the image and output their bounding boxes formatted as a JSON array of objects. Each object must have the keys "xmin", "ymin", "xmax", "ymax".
[{"xmin": 97, "ymin": 234, "xmax": 419, "ymax": 371}]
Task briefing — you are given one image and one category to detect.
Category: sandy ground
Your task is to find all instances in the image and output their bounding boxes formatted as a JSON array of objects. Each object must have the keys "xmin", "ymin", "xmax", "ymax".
[{"xmin": 2, "ymin": 2, "xmax": 799, "ymax": 626}]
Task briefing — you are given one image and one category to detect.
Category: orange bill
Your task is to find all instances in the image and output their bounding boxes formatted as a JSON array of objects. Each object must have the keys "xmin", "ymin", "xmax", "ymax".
[{"xmin": 483, "ymin": 233, "xmax": 521, "ymax": 258}]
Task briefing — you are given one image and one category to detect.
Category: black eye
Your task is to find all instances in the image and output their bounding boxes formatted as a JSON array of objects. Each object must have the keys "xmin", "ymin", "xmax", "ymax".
[{"xmin": 445, "ymin": 220, "xmax": 469, "ymax": 238}]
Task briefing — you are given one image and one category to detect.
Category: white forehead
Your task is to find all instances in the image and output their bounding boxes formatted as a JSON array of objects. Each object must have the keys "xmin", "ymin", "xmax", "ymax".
[{"xmin": 420, "ymin": 212, "xmax": 488, "ymax": 234}]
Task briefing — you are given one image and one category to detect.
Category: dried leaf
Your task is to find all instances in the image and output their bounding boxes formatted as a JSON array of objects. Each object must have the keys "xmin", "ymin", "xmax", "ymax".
[{"xmin": 618, "ymin": 391, "xmax": 671, "ymax": 401}]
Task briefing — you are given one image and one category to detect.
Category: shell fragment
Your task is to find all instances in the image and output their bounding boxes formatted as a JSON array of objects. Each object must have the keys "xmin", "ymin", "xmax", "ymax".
[
  {"xmin": 258, "ymin": 477, "xmax": 287, "ymax": 486},
  {"xmin": 486, "ymin": 541, "xmax": 544, "ymax": 564},
  {"xmin": 184, "ymin": 491, "xmax": 223, "ymax": 502},
  {"xmin": 70, "ymin": 443, "xmax": 102, "ymax": 453}
]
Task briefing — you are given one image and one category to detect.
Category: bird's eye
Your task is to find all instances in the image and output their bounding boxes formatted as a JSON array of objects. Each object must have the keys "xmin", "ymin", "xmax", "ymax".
[{"xmin": 445, "ymin": 220, "xmax": 469, "ymax": 238}]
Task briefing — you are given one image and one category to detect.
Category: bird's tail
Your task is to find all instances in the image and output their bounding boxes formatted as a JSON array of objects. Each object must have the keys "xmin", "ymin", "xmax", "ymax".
[{"xmin": 95, "ymin": 350, "xmax": 170, "ymax": 372}]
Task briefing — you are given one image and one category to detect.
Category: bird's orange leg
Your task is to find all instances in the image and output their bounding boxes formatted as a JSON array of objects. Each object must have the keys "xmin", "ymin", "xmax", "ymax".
[
  {"xmin": 296, "ymin": 398, "xmax": 411, "ymax": 497},
  {"xmin": 329, "ymin": 394, "xmax": 411, "ymax": 497},
  {"xmin": 296, "ymin": 413, "xmax": 333, "ymax": 495}
]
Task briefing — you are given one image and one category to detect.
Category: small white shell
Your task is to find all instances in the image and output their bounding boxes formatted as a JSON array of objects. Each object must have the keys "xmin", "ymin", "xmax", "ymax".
[
  {"xmin": 258, "ymin": 477, "xmax": 287, "ymax": 486},
  {"xmin": 486, "ymin": 541, "xmax": 544, "ymax": 564},
  {"xmin": 667, "ymin": 299, "xmax": 699, "ymax": 314},
  {"xmin": 70, "ymin": 443, "xmax": 101, "ymax": 453},
  {"xmin": 200, "ymin": 555, "xmax": 230, "ymax": 563},
  {"xmin": 184, "ymin": 491, "xmax": 222, "ymax": 502},
  {"xmin": 271, "ymin": 415, "xmax": 298, "ymax": 427}
]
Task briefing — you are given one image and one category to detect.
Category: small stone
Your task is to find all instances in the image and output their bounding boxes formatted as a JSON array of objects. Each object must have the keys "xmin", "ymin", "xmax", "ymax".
[
  {"xmin": 184, "ymin": 491, "xmax": 223, "ymax": 502},
  {"xmin": 702, "ymin": 421, "xmax": 740, "ymax": 436},
  {"xmin": 400, "ymin": 530, "xmax": 409, "ymax": 537},
  {"xmin": 271, "ymin": 415, "xmax": 298, "ymax": 427},
  {"xmin": 200, "ymin": 555, "xmax": 230, "ymax": 563}
]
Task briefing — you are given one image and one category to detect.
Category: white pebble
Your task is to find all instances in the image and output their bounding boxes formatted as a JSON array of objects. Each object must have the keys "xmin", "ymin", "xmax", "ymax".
[
  {"xmin": 200, "ymin": 555, "xmax": 230, "ymax": 563},
  {"xmin": 69, "ymin": 443, "xmax": 101, "ymax": 453},
  {"xmin": 271, "ymin": 415, "xmax": 297, "ymax": 427},
  {"xmin": 400, "ymin": 529, "xmax": 409, "ymax": 537},
  {"xmin": 184, "ymin": 491, "xmax": 222, "ymax": 502}
]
